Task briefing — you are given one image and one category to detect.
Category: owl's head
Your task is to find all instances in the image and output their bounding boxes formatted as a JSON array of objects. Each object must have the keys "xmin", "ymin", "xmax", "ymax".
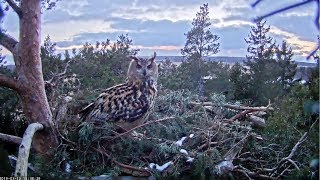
[{"xmin": 127, "ymin": 52, "xmax": 158, "ymax": 82}]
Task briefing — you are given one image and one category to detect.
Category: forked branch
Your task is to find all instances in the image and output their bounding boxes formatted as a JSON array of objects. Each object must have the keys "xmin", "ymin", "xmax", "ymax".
[{"xmin": 45, "ymin": 60, "xmax": 71, "ymax": 85}]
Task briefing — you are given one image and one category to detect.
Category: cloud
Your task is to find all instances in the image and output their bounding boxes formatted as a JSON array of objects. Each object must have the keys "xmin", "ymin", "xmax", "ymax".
[
  {"xmin": 0, "ymin": 0, "xmax": 317, "ymax": 61},
  {"xmin": 213, "ymin": 20, "xmax": 253, "ymax": 28},
  {"xmin": 133, "ymin": 45, "xmax": 182, "ymax": 51},
  {"xmin": 42, "ymin": 19, "xmax": 117, "ymax": 42},
  {"xmin": 269, "ymin": 26, "xmax": 317, "ymax": 56},
  {"xmin": 55, "ymin": 43, "xmax": 182, "ymax": 56},
  {"xmin": 109, "ymin": 0, "xmax": 252, "ymax": 22},
  {"xmin": 267, "ymin": 15, "xmax": 318, "ymax": 41},
  {"xmin": 110, "ymin": 18, "xmax": 190, "ymax": 34},
  {"xmin": 218, "ymin": 48, "xmax": 247, "ymax": 57},
  {"xmin": 53, "ymin": 18, "xmax": 191, "ymax": 48}
]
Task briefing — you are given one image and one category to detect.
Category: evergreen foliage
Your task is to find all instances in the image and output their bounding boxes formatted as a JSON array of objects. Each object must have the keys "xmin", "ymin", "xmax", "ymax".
[
  {"xmin": 180, "ymin": 3, "xmax": 220, "ymax": 96},
  {"xmin": 0, "ymin": 4, "xmax": 318, "ymax": 179},
  {"xmin": 275, "ymin": 41, "xmax": 297, "ymax": 94},
  {"xmin": 236, "ymin": 21, "xmax": 298, "ymax": 105}
]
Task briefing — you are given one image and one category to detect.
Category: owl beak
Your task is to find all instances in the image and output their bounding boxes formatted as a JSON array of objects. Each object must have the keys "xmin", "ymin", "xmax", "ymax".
[{"xmin": 143, "ymin": 69, "xmax": 147, "ymax": 76}]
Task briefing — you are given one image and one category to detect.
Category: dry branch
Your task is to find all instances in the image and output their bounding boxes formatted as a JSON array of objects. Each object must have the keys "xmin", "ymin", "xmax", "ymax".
[
  {"xmin": 191, "ymin": 101, "xmax": 273, "ymax": 123},
  {"xmin": 234, "ymin": 166, "xmax": 277, "ymax": 180},
  {"xmin": 190, "ymin": 102, "xmax": 274, "ymax": 111},
  {"xmin": 45, "ymin": 60, "xmax": 71, "ymax": 85},
  {"xmin": 112, "ymin": 116, "xmax": 175, "ymax": 139},
  {"xmin": 223, "ymin": 103, "xmax": 274, "ymax": 111},
  {"xmin": 215, "ymin": 134, "xmax": 252, "ymax": 175},
  {"xmin": 0, "ymin": 132, "xmax": 22, "ymax": 144},
  {"xmin": 14, "ymin": 123, "xmax": 44, "ymax": 177},
  {"xmin": 258, "ymin": 119, "xmax": 319, "ymax": 177},
  {"xmin": 93, "ymin": 147, "xmax": 151, "ymax": 177},
  {"xmin": 227, "ymin": 110, "xmax": 254, "ymax": 122}
]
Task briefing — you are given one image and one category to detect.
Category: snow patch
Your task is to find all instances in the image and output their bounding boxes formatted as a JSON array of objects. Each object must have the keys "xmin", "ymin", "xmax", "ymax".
[
  {"xmin": 175, "ymin": 137, "xmax": 187, "ymax": 146},
  {"xmin": 180, "ymin": 149, "xmax": 188, "ymax": 155},
  {"xmin": 186, "ymin": 157, "xmax": 194, "ymax": 163},
  {"xmin": 189, "ymin": 134, "xmax": 194, "ymax": 138},
  {"xmin": 65, "ymin": 162, "xmax": 71, "ymax": 173},
  {"xmin": 149, "ymin": 161, "xmax": 173, "ymax": 172},
  {"xmin": 215, "ymin": 160, "xmax": 234, "ymax": 175}
]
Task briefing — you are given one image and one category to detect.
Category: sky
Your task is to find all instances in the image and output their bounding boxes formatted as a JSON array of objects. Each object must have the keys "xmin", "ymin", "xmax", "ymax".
[{"xmin": 1, "ymin": 0, "xmax": 319, "ymax": 64}]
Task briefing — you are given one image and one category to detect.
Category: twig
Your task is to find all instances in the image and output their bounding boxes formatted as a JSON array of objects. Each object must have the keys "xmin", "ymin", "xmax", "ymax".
[
  {"xmin": 253, "ymin": 0, "xmax": 314, "ymax": 22},
  {"xmin": 251, "ymin": 0, "xmax": 319, "ymax": 59},
  {"xmin": 93, "ymin": 147, "xmax": 151, "ymax": 176},
  {"xmin": 112, "ymin": 116, "xmax": 175, "ymax": 139},
  {"xmin": 14, "ymin": 123, "xmax": 44, "ymax": 177},
  {"xmin": 251, "ymin": 0, "xmax": 263, "ymax": 8},
  {"xmin": 269, "ymin": 119, "xmax": 318, "ymax": 176},
  {"xmin": 223, "ymin": 103, "xmax": 273, "ymax": 111},
  {"xmin": 190, "ymin": 102, "xmax": 274, "ymax": 111},
  {"xmin": 197, "ymin": 141, "xmax": 218, "ymax": 151},
  {"xmin": 234, "ymin": 169, "xmax": 252, "ymax": 180},
  {"xmin": 4, "ymin": 0, "xmax": 22, "ymax": 18},
  {"xmin": 227, "ymin": 110, "xmax": 255, "ymax": 122},
  {"xmin": 234, "ymin": 165, "xmax": 277, "ymax": 180},
  {"xmin": 224, "ymin": 132, "xmax": 252, "ymax": 161},
  {"xmin": 306, "ymin": 34, "xmax": 320, "ymax": 59},
  {"xmin": 45, "ymin": 60, "xmax": 71, "ymax": 85},
  {"xmin": 0, "ymin": 132, "xmax": 22, "ymax": 144}
]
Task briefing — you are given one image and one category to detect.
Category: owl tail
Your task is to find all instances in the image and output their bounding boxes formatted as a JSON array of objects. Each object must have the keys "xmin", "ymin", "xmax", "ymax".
[{"xmin": 78, "ymin": 103, "xmax": 95, "ymax": 121}]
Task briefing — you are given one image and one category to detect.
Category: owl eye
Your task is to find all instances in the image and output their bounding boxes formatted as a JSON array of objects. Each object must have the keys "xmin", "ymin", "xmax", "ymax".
[
  {"xmin": 136, "ymin": 64, "xmax": 142, "ymax": 69},
  {"xmin": 147, "ymin": 64, "xmax": 152, "ymax": 69}
]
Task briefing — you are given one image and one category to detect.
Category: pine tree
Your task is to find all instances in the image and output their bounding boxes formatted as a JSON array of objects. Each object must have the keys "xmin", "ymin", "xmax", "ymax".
[
  {"xmin": 230, "ymin": 62, "xmax": 251, "ymax": 101},
  {"xmin": 244, "ymin": 20, "xmax": 280, "ymax": 105},
  {"xmin": 245, "ymin": 21, "xmax": 273, "ymax": 62},
  {"xmin": 181, "ymin": 3, "xmax": 220, "ymax": 59},
  {"xmin": 181, "ymin": 3, "xmax": 220, "ymax": 96},
  {"xmin": 275, "ymin": 41, "xmax": 296, "ymax": 92}
]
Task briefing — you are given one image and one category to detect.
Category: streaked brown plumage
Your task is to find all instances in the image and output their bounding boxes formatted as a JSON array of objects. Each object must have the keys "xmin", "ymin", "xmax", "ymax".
[{"xmin": 79, "ymin": 53, "xmax": 158, "ymax": 130}]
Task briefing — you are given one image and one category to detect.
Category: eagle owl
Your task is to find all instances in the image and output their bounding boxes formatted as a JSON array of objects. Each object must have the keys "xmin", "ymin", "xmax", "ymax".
[{"xmin": 79, "ymin": 53, "xmax": 158, "ymax": 131}]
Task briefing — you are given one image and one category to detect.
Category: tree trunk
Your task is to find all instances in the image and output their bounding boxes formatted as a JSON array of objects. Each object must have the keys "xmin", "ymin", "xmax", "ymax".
[
  {"xmin": 17, "ymin": 0, "xmax": 57, "ymax": 157},
  {"xmin": 0, "ymin": 0, "xmax": 58, "ymax": 157}
]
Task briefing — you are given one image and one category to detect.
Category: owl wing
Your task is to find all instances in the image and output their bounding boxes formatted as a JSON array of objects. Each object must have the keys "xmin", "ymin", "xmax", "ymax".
[{"xmin": 80, "ymin": 83, "xmax": 152, "ymax": 123}]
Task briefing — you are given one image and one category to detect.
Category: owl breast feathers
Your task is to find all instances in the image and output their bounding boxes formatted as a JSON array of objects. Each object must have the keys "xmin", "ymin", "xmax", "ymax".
[{"xmin": 79, "ymin": 53, "xmax": 158, "ymax": 130}]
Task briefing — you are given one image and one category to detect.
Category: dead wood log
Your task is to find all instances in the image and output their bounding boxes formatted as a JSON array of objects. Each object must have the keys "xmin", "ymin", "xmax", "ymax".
[
  {"xmin": 191, "ymin": 102, "xmax": 273, "ymax": 123},
  {"xmin": 14, "ymin": 123, "xmax": 44, "ymax": 177},
  {"xmin": 223, "ymin": 103, "xmax": 274, "ymax": 111},
  {"xmin": 190, "ymin": 102, "xmax": 274, "ymax": 112}
]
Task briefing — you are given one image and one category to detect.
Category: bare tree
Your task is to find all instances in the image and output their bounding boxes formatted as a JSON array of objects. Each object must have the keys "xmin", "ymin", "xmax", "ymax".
[{"xmin": 0, "ymin": 0, "xmax": 58, "ymax": 157}]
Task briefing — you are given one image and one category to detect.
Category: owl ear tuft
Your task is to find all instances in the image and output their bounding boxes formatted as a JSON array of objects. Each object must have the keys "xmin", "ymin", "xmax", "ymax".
[
  {"xmin": 129, "ymin": 56, "xmax": 139, "ymax": 62},
  {"xmin": 149, "ymin": 52, "xmax": 157, "ymax": 62}
]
